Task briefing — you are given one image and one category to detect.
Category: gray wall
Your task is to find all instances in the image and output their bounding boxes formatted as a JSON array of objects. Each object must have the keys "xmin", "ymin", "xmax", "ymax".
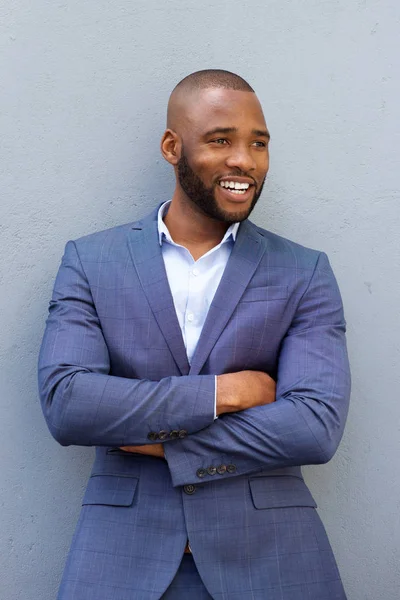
[{"xmin": 1, "ymin": 1, "xmax": 399, "ymax": 598}]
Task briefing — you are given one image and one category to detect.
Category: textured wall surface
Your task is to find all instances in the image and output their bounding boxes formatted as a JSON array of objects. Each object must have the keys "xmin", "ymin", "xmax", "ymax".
[{"xmin": 1, "ymin": 1, "xmax": 399, "ymax": 598}]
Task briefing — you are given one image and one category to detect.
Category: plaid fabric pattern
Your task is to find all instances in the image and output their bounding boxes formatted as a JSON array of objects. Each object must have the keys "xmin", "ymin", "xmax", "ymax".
[{"xmin": 39, "ymin": 207, "xmax": 350, "ymax": 599}]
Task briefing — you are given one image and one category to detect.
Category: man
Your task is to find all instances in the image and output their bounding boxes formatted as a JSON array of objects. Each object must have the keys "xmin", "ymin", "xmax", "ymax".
[{"xmin": 39, "ymin": 69, "xmax": 351, "ymax": 599}]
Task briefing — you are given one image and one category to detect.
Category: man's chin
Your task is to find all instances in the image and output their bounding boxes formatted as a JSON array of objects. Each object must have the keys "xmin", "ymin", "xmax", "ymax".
[
  {"xmin": 187, "ymin": 191, "xmax": 257, "ymax": 224},
  {"xmin": 214, "ymin": 200, "xmax": 256, "ymax": 224},
  {"xmin": 212, "ymin": 187, "xmax": 259, "ymax": 223}
]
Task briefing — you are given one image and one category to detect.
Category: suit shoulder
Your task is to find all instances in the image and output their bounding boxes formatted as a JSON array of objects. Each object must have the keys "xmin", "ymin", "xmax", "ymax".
[
  {"xmin": 63, "ymin": 220, "xmax": 141, "ymax": 264},
  {"xmin": 69, "ymin": 207, "xmax": 158, "ymax": 256},
  {"xmin": 249, "ymin": 222, "xmax": 325, "ymax": 271},
  {"xmin": 69, "ymin": 223, "xmax": 129, "ymax": 259}
]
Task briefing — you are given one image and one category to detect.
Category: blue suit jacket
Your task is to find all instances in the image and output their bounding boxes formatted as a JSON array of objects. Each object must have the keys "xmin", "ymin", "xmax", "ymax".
[{"xmin": 38, "ymin": 207, "xmax": 350, "ymax": 599}]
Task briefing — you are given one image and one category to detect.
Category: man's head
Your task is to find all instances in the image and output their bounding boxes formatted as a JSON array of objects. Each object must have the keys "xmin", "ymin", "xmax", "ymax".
[{"xmin": 161, "ymin": 69, "xmax": 270, "ymax": 224}]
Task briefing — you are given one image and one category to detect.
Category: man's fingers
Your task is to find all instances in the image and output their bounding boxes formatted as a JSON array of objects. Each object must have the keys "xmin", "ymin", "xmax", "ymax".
[
  {"xmin": 119, "ymin": 445, "xmax": 141, "ymax": 452},
  {"xmin": 119, "ymin": 444, "xmax": 165, "ymax": 458}
]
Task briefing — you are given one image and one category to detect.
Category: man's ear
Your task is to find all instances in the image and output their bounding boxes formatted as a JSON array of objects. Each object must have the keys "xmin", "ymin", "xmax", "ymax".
[{"xmin": 160, "ymin": 129, "xmax": 181, "ymax": 165}]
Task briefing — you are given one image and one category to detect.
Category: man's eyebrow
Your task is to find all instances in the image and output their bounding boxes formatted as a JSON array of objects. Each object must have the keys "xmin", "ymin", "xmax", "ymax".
[
  {"xmin": 203, "ymin": 126, "xmax": 270, "ymax": 140},
  {"xmin": 203, "ymin": 127, "xmax": 237, "ymax": 137},
  {"xmin": 252, "ymin": 129, "xmax": 270, "ymax": 140}
]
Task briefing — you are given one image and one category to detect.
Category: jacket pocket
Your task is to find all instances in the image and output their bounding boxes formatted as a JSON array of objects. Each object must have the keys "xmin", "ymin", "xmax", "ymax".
[
  {"xmin": 249, "ymin": 476, "xmax": 317, "ymax": 509},
  {"xmin": 240, "ymin": 285, "xmax": 288, "ymax": 302},
  {"xmin": 82, "ymin": 474, "xmax": 138, "ymax": 507}
]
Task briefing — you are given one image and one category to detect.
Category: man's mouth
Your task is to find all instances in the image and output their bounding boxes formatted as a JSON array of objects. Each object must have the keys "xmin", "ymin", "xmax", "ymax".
[
  {"xmin": 219, "ymin": 181, "xmax": 250, "ymax": 195},
  {"xmin": 218, "ymin": 180, "xmax": 254, "ymax": 195},
  {"xmin": 217, "ymin": 177, "xmax": 256, "ymax": 202}
]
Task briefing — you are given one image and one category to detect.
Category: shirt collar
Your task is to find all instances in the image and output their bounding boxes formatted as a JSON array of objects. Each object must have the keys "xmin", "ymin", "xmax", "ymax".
[{"xmin": 157, "ymin": 201, "xmax": 239, "ymax": 247}]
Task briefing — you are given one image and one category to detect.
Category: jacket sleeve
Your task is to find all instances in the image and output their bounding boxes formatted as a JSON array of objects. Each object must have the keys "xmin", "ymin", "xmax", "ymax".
[
  {"xmin": 38, "ymin": 241, "xmax": 215, "ymax": 447},
  {"xmin": 164, "ymin": 252, "xmax": 351, "ymax": 487}
]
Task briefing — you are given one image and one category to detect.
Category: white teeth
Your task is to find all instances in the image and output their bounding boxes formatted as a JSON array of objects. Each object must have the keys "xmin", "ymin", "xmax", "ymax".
[{"xmin": 220, "ymin": 181, "xmax": 250, "ymax": 190}]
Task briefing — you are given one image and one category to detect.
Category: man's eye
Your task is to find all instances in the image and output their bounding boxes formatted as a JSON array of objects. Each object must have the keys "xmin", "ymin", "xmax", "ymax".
[
  {"xmin": 212, "ymin": 138, "xmax": 228, "ymax": 145},
  {"xmin": 253, "ymin": 141, "xmax": 267, "ymax": 147}
]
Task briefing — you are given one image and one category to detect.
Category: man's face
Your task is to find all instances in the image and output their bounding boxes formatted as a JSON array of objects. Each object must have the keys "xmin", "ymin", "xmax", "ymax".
[{"xmin": 175, "ymin": 88, "xmax": 270, "ymax": 223}]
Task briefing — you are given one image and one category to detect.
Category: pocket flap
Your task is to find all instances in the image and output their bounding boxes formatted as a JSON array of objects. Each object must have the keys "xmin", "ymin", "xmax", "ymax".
[
  {"xmin": 82, "ymin": 474, "xmax": 138, "ymax": 507},
  {"xmin": 249, "ymin": 476, "xmax": 317, "ymax": 509},
  {"xmin": 240, "ymin": 285, "xmax": 288, "ymax": 302}
]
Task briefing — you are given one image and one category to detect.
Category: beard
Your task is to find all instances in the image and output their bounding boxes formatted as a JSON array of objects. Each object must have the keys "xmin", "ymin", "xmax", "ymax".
[{"xmin": 177, "ymin": 148, "xmax": 265, "ymax": 224}]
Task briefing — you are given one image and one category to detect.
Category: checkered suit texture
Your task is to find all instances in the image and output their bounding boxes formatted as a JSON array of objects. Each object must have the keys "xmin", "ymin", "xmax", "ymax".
[{"xmin": 38, "ymin": 207, "xmax": 350, "ymax": 599}]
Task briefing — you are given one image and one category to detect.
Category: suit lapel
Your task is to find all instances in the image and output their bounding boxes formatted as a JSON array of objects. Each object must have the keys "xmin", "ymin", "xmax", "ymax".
[
  {"xmin": 126, "ymin": 210, "xmax": 190, "ymax": 376},
  {"xmin": 189, "ymin": 220, "xmax": 266, "ymax": 375}
]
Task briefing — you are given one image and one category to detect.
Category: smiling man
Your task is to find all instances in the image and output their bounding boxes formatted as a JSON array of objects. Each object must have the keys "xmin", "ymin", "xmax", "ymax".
[
  {"xmin": 39, "ymin": 69, "xmax": 350, "ymax": 599},
  {"xmin": 165, "ymin": 78, "xmax": 269, "ymax": 228}
]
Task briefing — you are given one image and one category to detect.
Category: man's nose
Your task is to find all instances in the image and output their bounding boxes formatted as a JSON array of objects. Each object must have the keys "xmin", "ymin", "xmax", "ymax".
[{"xmin": 225, "ymin": 145, "xmax": 256, "ymax": 173}]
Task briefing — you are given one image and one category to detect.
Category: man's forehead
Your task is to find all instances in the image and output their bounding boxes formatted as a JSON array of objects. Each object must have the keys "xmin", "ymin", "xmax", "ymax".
[
  {"xmin": 189, "ymin": 87, "xmax": 262, "ymax": 109},
  {"xmin": 184, "ymin": 87, "xmax": 266, "ymax": 126},
  {"xmin": 167, "ymin": 85, "xmax": 267, "ymax": 134}
]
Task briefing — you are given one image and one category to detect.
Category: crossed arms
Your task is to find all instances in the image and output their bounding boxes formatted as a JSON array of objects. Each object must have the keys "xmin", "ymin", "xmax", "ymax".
[
  {"xmin": 120, "ymin": 370, "xmax": 276, "ymax": 457},
  {"xmin": 38, "ymin": 240, "xmax": 351, "ymax": 486}
]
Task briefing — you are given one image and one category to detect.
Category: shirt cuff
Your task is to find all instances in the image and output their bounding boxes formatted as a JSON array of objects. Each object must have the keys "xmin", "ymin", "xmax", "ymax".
[{"xmin": 214, "ymin": 375, "xmax": 218, "ymax": 419}]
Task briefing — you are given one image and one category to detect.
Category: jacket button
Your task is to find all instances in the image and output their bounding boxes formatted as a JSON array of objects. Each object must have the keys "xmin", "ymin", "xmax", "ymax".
[
  {"xmin": 196, "ymin": 468, "xmax": 207, "ymax": 478},
  {"xmin": 178, "ymin": 429, "xmax": 188, "ymax": 439},
  {"xmin": 169, "ymin": 430, "xmax": 179, "ymax": 439},
  {"xmin": 217, "ymin": 464, "xmax": 227, "ymax": 474},
  {"xmin": 158, "ymin": 430, "xmax": 168, "ymax": 441},
  {"xmin": 183, "ymin": 484, "xmax": 196, "ymax": 495},
  {"xmin": 207, "ymin": 466, "xmax": 217, "ymax": 475},
  {"xmin": 227, "ymin": 464, "xmax": 237, "ymax": 474},
  {"xmin": 147, "ymin": 432, "xmax": 159, "ymax": 441}
]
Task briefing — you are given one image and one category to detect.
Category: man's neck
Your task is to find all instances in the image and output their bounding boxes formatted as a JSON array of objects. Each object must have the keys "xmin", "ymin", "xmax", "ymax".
[{"xmin": 163, "ymin": 196, "xmax": 230, "ymax": 261}]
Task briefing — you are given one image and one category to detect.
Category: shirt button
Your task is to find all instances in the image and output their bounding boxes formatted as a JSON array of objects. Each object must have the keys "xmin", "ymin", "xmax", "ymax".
[
  {"xmin": 192, "ymin": 268, "xmax": 199, "ymax": 276},
  {"xmin": 207, "ymin": 466, "xmax": 217, "ymax": 476},
  {"xmin": 178, "ymin": 429, "xmax": 188, "ymax": 439},
  {"xmin": 158, "ymin": 430, "xmax": 168, "ymax": 441},
  {"xmin": 227, "ymin": 464, "xmax": 237, "ymax": 474},
  {"xmin": 183, "ymin": 485, "xmax": 196, "ymax": 495},
  {"xmin": 187, "ymin": 313, "xmax": 194, "ymax": 322},
  {"xmin": 196, "ymin": 468, "xmax": 207, "ymax": 478},
  {"xmin": 217, "ymin": 464, "xmax": 227, "ymax": 474},
  {"xmin": 147, "ymin": 432, "xmax": 159, "ymax": 441}
]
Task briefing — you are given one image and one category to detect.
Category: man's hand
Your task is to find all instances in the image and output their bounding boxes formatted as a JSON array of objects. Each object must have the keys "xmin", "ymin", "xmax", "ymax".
[
  {"xmin": 216, "ymin": 370, "xmax": 276, "ymax": 416},
  {"xmin": 119, "ymin": 443, "xmax": 165, "ymax": 458}
]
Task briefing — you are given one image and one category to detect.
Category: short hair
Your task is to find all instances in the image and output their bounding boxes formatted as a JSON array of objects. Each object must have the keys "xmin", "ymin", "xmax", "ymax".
[{"xmin": 172, "ymin": 69, "xmax": 254, "ymax": 94}]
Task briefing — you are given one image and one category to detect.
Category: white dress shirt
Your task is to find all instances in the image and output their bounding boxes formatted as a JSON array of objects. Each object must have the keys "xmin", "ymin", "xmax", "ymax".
[{"xmin": 158, "ymin": 201, "xmax": 239, "ymax": 417}]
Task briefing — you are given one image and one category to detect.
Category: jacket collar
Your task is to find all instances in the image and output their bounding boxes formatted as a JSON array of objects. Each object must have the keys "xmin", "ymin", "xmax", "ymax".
[{"xmin": 127, "ymin": 206, "xmax": 266, "ymax": 375}]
